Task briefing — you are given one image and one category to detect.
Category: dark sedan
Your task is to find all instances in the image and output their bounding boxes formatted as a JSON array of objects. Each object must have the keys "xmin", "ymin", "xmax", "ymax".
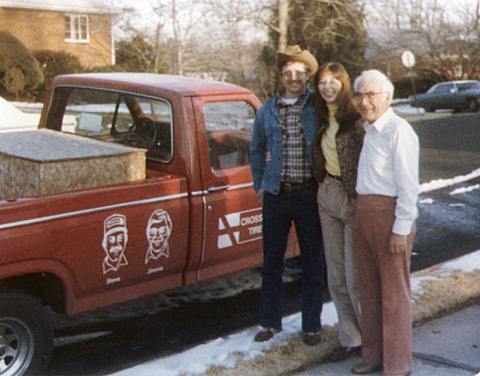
[{"xmin": 409, "ymin": 80, "xmax": 480, "ymax": 112}]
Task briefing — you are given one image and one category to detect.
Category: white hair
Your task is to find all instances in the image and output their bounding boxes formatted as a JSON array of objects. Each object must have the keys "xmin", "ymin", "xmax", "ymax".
[{"xmin": 354, "ymin": 69, "xmax": 394, "ymax": 103}]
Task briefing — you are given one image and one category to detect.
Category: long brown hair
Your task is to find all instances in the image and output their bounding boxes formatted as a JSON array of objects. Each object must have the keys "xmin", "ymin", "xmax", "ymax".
[{"xmin": 313, "ymin": 62, "xmax": 360, "ymax": 133}]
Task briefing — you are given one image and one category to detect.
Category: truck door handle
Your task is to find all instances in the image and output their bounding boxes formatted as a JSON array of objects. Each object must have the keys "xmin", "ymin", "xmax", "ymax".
[{"xmin": 207, "ymin": 184, "xmax": 230, "ymax": 193}]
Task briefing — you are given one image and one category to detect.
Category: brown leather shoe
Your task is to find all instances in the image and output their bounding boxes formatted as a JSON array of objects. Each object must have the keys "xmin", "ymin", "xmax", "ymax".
[
  {"xmin": 328, "ymin": 345, "xmax": 361, "ymax": 362},
  {"xmin": 352, "ymin": 362, "xmax": 382, "ymax": 374},
  {"xmin": 302, "ymin": 330, "xmax": 322, "ymax": 346},
  {"xmin": 254, "ymin": 328, "xmax": 281, "ymax": 342}
]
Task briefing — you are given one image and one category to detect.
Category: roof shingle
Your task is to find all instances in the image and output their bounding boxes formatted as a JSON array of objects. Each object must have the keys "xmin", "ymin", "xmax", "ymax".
[{"xmin": 0, "ymin": 0, "xmax": 109, "ymax": 14}]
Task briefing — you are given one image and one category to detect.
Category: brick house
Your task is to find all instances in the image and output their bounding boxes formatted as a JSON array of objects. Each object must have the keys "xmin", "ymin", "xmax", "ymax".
[{"xmin": 0, "ymin": 0, "xmax": 115, "ymax": 67}]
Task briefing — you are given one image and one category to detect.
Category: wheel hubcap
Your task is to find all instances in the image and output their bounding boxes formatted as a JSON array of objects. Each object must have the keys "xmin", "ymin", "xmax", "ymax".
[
  {"xmin": 0, "ymin": 342, "xmax": 7, "ymax": 359},
  {"xmin": 0, "ymin": 320, "xmax": 34, "ymax": 376}
]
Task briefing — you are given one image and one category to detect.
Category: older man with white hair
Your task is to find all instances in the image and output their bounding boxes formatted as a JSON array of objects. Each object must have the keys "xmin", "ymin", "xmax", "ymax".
[{"xmin": 351, "ymin": 70, "xmax": 419, "ymax": 376}]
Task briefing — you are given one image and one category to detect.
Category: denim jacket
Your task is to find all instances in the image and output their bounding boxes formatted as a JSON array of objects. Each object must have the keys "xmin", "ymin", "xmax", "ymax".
[{"xmin": 250, "ymin": 89, "xmax": 319, "ymax": 195}]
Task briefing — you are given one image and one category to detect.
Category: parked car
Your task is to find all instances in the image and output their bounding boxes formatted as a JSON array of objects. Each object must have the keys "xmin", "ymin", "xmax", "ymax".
[{"xmin": 409, "ymin": 80, "xmax": 480, "ymax": 112}]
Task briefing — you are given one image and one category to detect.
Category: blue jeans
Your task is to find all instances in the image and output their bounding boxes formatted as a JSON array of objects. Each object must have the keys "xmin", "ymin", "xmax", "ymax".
[{"xmin": 259, "ymin": 187, "xmax": 325, "ymax": 332}]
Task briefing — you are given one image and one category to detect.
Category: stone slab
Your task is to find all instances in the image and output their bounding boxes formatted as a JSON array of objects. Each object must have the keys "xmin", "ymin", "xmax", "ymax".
[{"xmin": 0, "ymin": 129, "xmax": 146, "ymax": 200}]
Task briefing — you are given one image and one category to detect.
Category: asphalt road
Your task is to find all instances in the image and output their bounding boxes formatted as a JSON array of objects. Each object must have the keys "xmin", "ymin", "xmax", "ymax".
[
  {"xmin": 409, "ymin": 111, "xmax": 480, "ymax": 269},
  {"xmin": 44, "ymin": 110, "xmax": 480, "ymax": 375}
]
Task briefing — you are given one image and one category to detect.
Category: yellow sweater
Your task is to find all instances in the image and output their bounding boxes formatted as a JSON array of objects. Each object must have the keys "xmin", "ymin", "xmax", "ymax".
[{"xmin": 321, "ymin": 104, "xmax": 341, "ymax": 176}]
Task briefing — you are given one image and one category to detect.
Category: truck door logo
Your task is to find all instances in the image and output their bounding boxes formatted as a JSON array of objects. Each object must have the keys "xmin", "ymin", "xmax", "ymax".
[
  {"xmin": 102, "ymin": 214, "xmax": 129, "ymax": 274},
  {"xmin": 145, "ymin": 209, "xmax": 172, "ymax": 264},
  {"xmin": 217, "ymin": 208, "xmax": 262, "ymax": 249}
]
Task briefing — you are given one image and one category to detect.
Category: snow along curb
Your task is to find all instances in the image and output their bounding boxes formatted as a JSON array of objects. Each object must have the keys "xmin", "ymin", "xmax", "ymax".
[{"xmin": 109, "ymin": 250, "xmax": 480, "ymax": 376}]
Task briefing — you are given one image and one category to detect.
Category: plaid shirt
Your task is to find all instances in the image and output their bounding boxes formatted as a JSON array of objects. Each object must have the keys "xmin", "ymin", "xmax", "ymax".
[{"xmin": 277, "ymin": 92, "xmax": 312, "ymax": 183}]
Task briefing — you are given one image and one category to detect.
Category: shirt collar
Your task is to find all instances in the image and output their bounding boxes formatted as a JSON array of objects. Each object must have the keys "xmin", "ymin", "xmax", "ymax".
[
  {"xmin": 277, "ymin": 88, "xmax": 307, "ymax": 107},
  {"xmin": 363, "ymin": 107, "xmax": 394, "ymax": 133}
]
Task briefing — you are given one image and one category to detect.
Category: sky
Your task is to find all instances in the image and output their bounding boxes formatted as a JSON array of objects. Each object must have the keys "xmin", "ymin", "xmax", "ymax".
[
  {"xmin": 110, "ymin": 0, "xmax": 480, "ymax": 46},
  {"xmin": 105, "ymin": 104, "xmax": 480, "ymax": 376}
]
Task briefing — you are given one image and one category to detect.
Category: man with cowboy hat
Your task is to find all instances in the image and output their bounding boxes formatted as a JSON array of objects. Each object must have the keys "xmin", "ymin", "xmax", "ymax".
[{"xmin": 250, "ymin": 45, "xmax": 325, "ymax": 345}]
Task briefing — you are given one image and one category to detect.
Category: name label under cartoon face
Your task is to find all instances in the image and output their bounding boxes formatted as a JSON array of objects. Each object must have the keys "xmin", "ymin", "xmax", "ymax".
[
  {"xmin": 107, "ymin": 277, "xmax": 121, "ymax": 285},
  {"xmin": 147, "ymin": 266, "xmax": 164, "ymax": 275}
]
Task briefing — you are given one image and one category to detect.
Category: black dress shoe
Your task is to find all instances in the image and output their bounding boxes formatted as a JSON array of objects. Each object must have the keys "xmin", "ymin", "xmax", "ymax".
[
  {"xmin": 254, "ymin": 328, "xmax": 281, "ymax": 342},
  {"xmin": 352, "ymin": 362, "xmax": 382, "ymax": 374},
  {"xmin": 302, "ymin": 330, "xmax": 322, "ymax": 346},
  {"xmin": 328, "ymin": 345, "xmax": 361, "ymax": 362}
]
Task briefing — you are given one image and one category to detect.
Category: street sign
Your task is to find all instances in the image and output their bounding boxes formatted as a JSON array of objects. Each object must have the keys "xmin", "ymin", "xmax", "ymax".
[
  {"xmin": 402, "ymin": 50, "xmax": 416, "ymax": 68},
  {"xmin": 401, "ymin": 50, "xmax": 419, "ymax": 113}
]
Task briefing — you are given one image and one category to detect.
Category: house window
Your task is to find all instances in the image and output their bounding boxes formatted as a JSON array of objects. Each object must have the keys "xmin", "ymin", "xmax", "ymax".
[{"xmin": 65, "ymin": 15, "xmax": 89, "ymax": 42}]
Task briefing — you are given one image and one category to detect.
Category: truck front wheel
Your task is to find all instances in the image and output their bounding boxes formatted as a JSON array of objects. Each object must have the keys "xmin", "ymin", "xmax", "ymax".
[{"xmin": 0, "ymin": 292, "xmax": 53, "ymax": 375}]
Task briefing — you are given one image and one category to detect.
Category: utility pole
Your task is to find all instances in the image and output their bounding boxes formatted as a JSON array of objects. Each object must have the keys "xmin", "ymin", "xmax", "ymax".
[{"xmin": 278, "ymin": 0, "xmax": 288, "ymax": 53}]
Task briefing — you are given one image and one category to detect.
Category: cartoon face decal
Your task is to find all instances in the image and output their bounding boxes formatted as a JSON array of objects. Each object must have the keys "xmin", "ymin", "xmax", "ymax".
[
  {"xmin": 145, "ymin": 209, "xmax": 172, "ymax": 264},
  {"xmin": 102, "ymin": 214, "xmax": 129, "ymax": 273}
]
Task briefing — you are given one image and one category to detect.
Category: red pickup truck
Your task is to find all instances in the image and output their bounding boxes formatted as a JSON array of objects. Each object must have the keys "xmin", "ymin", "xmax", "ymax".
[{"xmin": 0, "ymin": 73, "xmax": 300, "ymax": 375}]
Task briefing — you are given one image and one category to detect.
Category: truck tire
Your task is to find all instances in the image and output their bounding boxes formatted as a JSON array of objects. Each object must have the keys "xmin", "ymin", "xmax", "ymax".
[{"xmin": 0, "ymin": 292, "xmax": 53, "ymax": 376}]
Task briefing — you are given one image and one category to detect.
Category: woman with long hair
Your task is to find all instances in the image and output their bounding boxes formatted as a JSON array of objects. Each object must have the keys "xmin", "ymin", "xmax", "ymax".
[{"xmin": 312, "ymin": 62, "xmax": 365, "ymax": 362}]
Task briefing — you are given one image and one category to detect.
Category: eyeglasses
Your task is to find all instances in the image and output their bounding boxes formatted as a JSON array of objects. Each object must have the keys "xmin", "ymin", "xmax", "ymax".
[
  {"xmin": 353, "ymin": 92, "xmax": 386, "ymax": 100},
  {"xmin": 281, "ymin": 69, "xmax": 308, "ymax": 79}
]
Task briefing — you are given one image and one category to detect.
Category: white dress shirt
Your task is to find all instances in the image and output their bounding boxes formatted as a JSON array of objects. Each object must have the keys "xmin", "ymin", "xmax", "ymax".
[{"xmin": 356, "ymin": 107, "xmax": 419, "ymax": 235}]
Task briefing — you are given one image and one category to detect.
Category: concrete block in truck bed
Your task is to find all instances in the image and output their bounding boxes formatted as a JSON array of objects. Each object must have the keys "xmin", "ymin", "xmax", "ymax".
[{"xmin": 0, "ymin": 129, "xmax": 146, "ymax": 200}]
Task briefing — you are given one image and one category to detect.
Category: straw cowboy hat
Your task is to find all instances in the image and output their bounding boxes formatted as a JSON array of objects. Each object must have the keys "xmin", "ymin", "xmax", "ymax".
[{"xmin": 277, "ymin": 45, "xmax": 318, "ymax": 75}]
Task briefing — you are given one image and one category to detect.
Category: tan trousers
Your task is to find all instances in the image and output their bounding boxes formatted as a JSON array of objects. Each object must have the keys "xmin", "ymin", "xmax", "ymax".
[
  {"xmin": 353, "ymin": 194, "xmax": 415, "ymax": 375},
  {"xmin": 317, "ymin": 176, "xmax": 362, "ymax": 347}
]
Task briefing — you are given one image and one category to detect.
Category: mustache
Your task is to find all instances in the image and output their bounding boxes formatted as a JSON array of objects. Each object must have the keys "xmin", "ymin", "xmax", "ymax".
[{"xmin": 108, "ymin": 246, "xmax": 124, "ymax": 255}]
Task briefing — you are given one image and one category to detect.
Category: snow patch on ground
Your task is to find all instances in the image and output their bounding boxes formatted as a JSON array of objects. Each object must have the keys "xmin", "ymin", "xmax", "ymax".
[
  {"xmin": 439, "ymin": 250, "xmax": 480, "ymax": 274},
  {"xmin": 419, "ymin": 198, "xmax": 434, "ymax": 204},
  {"xmin": 419, "ymin": 169, "xmax": 480, "ymax": 193},
  {"xmin": 111, "ymin": 304, "xmax": 338, "ymax": 376},
  {"xmin": 110, "ymin": 249, "xmax": 480, "ymax": 376},
  {"xmin": 450, "ymin": 184, "xmax": 480, "ymax": 195}
]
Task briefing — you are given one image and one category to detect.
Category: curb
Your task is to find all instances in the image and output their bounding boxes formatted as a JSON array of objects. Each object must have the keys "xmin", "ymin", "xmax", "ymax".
[{"xmin": 201, "ymin": 251, "xmax": 480, "ymax": 376}]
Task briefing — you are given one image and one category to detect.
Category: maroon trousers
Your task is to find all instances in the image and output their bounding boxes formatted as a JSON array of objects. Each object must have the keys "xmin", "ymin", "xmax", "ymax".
[{"xmin": 353, "ymin": 195, "xmax": 415, "ymax": 375}]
